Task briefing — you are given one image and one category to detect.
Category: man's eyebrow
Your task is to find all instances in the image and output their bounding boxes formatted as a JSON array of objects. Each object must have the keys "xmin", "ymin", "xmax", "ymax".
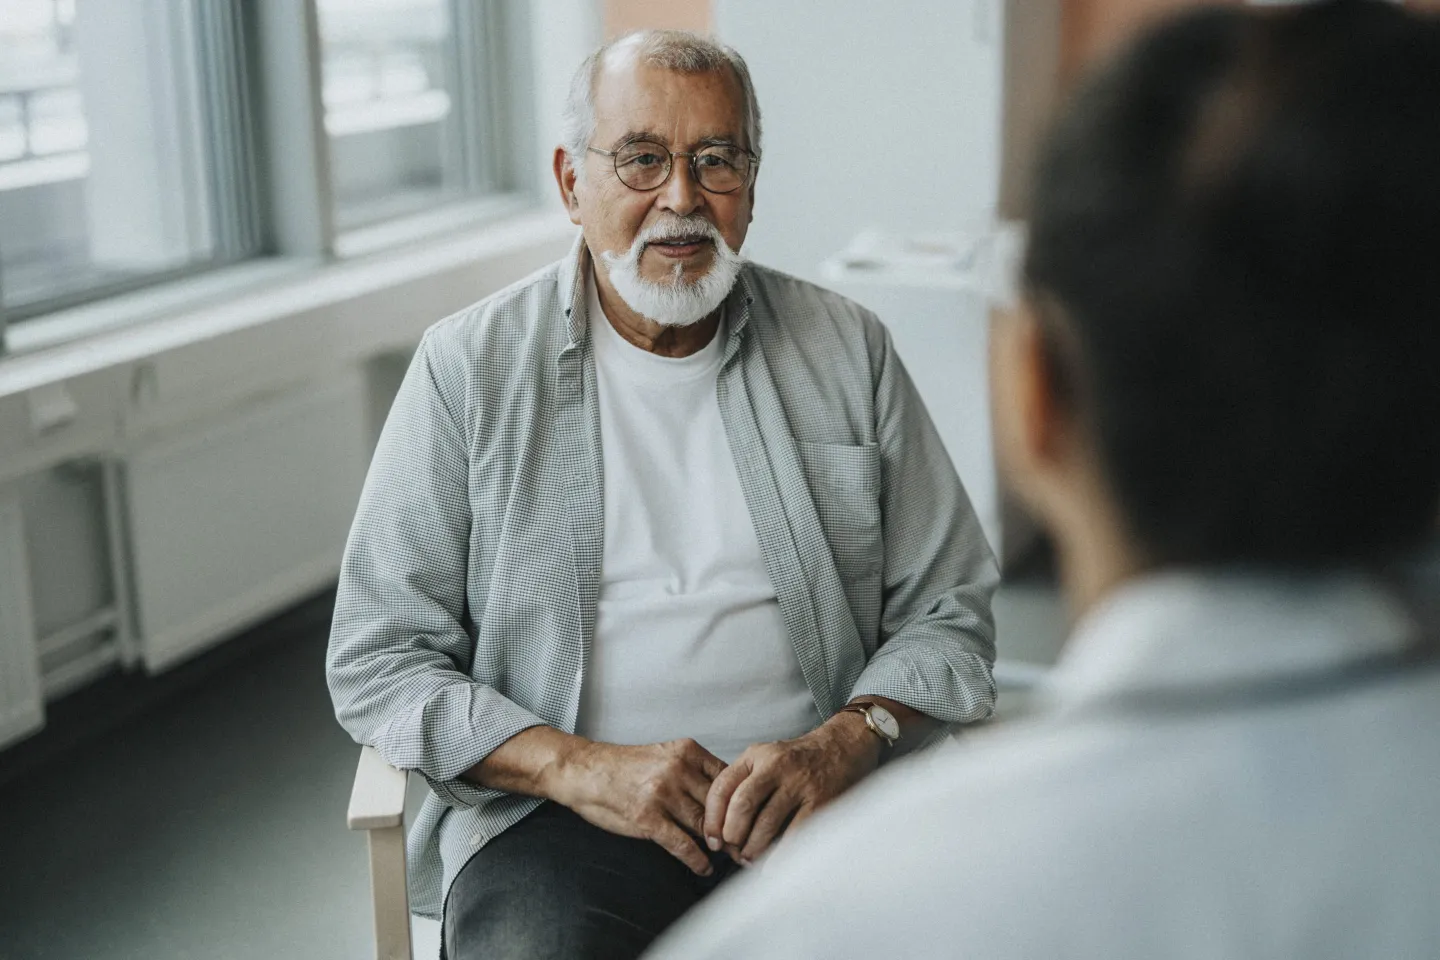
[
  {"xmin": 608, "ymin": 129, "xmax": 662, "ymax": 148},
  {"xmin": 695, "ymin": 134, "xmax": 744, "ymax": 149}
]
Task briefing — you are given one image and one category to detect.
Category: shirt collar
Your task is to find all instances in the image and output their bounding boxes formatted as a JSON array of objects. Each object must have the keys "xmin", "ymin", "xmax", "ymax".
[
  {"xmin": 559, "ymin": 231, "xmax": 588, "ymax": 347},
  {"xmin": 723, "ymin": 268, "xmax": 756, "ymax": 364},
  {"xmin": 1041, "ymin": 568, "xmax": 1419, "ymax": 714}
]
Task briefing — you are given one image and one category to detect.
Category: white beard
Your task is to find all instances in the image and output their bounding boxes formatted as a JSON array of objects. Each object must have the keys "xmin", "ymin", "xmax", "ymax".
[{"xmin": 599, "ymin": 215, "xmax": 745, "ymax": 328}]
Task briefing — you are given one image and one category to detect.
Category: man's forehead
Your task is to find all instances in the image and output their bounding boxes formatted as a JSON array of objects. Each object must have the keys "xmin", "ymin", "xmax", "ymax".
[{"xmin": 590, "ymin": 57, "xmax": 745, "ymax": 143}]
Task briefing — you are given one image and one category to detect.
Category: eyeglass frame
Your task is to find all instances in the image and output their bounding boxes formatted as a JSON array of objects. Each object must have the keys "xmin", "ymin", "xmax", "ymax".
[{"xmin": 585, "ymin": 136, "xmax": 761, "ymax": 195}]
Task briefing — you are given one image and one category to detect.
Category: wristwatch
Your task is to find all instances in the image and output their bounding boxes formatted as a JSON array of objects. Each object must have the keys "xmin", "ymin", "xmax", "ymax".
[{"xmin": 840, "ymin": 701, "xmax": 900, "ymax": 748}]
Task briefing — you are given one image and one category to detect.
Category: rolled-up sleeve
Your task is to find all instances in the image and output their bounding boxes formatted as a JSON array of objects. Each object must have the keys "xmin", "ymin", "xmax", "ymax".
[
  {"xmin": 847, "ymin": 324, "xmax": 1000, "ymax": 725},
  {"xmin": 326, "ymin": 331, "xmax": 546, "ymax": 807}
]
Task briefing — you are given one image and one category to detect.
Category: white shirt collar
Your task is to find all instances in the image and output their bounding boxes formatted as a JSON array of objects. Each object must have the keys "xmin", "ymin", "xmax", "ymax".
[{"xmin": 1042, "ymin": 569, "xmax": 1419, "ymax": 714}]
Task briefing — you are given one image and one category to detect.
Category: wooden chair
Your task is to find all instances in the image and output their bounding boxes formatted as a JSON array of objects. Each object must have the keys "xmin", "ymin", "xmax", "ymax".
[{"xmin": 348, "ymin": 745, "xmax": 413, "ymax": 960}]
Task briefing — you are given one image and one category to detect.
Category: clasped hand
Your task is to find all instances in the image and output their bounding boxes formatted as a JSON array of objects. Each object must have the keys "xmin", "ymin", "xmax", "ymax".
[
  {"xmin": 554, "ymin": 715, "xmax": 881, "ymax": 876},
  {"xmin": 555, "ymin": 738, "xmax": 727, "ymax": 876},
  {"xmin": 703, "ymin": 715, "xmax": 881, "ymax": 866}
]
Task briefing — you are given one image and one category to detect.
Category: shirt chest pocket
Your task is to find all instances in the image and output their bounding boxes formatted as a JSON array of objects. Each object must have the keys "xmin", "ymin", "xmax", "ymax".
[{"xmin": 795, "ymin": 440, "xmax": 883, "ymax": 582}]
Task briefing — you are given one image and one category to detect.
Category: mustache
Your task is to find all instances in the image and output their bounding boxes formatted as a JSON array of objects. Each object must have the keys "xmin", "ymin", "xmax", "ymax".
[{"xmin": 636, "ymin": 216, "xmax": 724, "ymax": 248}]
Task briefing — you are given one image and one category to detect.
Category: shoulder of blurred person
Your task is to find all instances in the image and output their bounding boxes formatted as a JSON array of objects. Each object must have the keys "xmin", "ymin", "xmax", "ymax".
[
  {"xmin": 648, "ymin": 563, "xmax": 1440, "ymax": 960},
  {"xmin": 649, "ymin": 653, "xmax": 1440, "ymax": 960}
]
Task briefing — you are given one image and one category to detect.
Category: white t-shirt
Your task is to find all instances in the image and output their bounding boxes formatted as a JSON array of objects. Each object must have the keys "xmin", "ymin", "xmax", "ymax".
[{"xmin": 576, "ymin": 272, "xmax": 819, "ymax": 762}]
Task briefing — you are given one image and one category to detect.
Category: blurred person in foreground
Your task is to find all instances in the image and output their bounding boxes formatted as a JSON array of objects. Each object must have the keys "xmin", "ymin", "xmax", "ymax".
[
  {"xmin": 326, "ymin": 28, "xmax": 998, "ymax": 960},
  {"xmin": 647, "ymin": 2, "xmax": 1440, "ymax": 957}
]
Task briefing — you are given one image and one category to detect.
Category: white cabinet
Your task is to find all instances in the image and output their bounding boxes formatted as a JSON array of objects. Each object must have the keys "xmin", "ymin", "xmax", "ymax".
[
  {"xmin": 0, "ymin": 213, "xmax": 571, "ymax": 750},
  {"xmin": 122, "ymin": 373, "xmax": 369, "ymax": 672},
  {"xmin": 0, "ymin": 491, "xmax": 44, "ymax": 750}
]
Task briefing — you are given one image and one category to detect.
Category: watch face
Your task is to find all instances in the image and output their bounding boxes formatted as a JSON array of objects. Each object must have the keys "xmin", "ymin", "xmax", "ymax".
[{"xmin": 871, "ymin": 705, "xmax": 900, "ymax": 740}]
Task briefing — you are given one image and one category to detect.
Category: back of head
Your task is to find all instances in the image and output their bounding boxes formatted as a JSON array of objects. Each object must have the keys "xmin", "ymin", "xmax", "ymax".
[{"xmin": 1023, "ymin": 0, "xmax": 1440, "ymax": 569}]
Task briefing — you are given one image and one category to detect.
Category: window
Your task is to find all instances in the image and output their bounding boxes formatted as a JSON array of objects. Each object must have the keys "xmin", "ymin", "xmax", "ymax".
[
  {"xmin": 0, "ymin": 0, "xmax": 527, "ymax": 350},
  {"xmin": 0, "ymin": 0, "xmax": 260, "ymax": 320},
  {"xmin": 317, "ymin": 0, "xmax": 510, "ymax": 231}
]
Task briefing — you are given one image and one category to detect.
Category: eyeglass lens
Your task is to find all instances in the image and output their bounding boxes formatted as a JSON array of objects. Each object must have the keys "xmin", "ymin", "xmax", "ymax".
[{"xmin": 612, "ymin": 139, "xmax": 750, "ymax": 193}]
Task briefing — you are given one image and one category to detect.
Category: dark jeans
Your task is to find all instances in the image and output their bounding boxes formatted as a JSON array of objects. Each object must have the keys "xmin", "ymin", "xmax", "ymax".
[{"xmin": 443, "ymin": 803, "xmax": 741, "ymax": 960}]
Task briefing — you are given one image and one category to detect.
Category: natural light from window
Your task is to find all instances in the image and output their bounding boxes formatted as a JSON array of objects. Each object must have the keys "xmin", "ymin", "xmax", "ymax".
[
  {"xmin": 0, "ymin": 0, "xmax": 256, "ymax": 319},
  {"xmin": 316, "ymin": 0, "xmax": 471, "ymax": 229}
]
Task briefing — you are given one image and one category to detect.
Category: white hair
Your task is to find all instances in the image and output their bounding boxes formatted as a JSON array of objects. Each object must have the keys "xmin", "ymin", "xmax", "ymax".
[{"xmin": 561, "ymin": 30, "xmax": 763, "ymax": 177}]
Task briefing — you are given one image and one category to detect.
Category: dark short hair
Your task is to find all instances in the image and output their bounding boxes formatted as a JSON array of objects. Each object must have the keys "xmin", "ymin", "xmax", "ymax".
[{"xmin": 1022, "ymin": 0, "xmax": 1440, "ymax": 567}]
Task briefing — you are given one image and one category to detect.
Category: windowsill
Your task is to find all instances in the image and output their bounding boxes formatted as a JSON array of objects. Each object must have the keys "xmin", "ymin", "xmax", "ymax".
[
  {"xmin": 0, "ymin": 152, "xmax": 89, "ymax": 191},
  {"xmin": 334, "ymin": 193, "xmax": 535, "ymax": 259},
  {"xmin": 5, "ymin": 190, "xmax": 544, "ymax": 359},
  {"xmin": 0, "ymin": 203, "xmax": 575, "ymax": 398},
  {"xmin": 4, "ymin": 258, "xmax": 316, "ymax": 358}
]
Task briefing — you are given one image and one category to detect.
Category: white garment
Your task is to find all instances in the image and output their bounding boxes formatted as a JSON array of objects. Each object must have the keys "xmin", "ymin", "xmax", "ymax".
[
  {"xmin": 576, "ymin": 272, "xmax": 818, "ymax": 763},
  {"xmin": 648, "ymin": 569, "xmax": 1440, "ymax": 959}
]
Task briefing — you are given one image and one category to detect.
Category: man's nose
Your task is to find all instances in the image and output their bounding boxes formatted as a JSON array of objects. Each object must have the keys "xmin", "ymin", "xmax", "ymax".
[{"xmin": 657, "ymin": 157, "xmax": 704, "ymax": 217}]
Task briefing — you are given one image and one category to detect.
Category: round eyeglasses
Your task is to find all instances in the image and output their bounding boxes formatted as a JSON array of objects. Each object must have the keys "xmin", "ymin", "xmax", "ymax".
[{"xmin": 587, "ymin": 138, "xmax": 759, "ymax": 194}]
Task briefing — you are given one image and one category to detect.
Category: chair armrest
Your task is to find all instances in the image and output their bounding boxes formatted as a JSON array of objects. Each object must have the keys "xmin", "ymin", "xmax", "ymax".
[{"xmin": 348, "ymin": 745, "xmax": 409, "ymax": 830}]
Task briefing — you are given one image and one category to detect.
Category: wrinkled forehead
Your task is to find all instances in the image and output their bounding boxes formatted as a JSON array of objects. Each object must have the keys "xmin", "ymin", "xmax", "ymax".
[{"xmin": 590, "ymin": 54, "xmax": 748, "ymax": 149}]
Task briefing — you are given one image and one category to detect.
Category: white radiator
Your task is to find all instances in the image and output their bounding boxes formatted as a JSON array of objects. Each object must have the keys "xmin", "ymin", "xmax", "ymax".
[
  {"xmin": 0, "ymin": 491, "xmax": 44, "ymax": 750},
  {"xmin": 122, "ymin": 372, "xmax": 369, "ymax": 672}
]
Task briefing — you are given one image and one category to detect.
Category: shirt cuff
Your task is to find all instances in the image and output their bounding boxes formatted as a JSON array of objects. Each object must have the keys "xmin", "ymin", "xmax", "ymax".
[
  {"xmin": 375, "ymin": 686, "xmax": 550, "ymax": 810},
  {"xmin": 847, "ymin": 646, "xmax": 996, "ymax": 725}
]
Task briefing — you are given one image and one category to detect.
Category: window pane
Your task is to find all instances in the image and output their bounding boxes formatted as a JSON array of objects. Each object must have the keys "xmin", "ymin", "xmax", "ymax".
[
  {"xmin": 318, "ymin": 0, "xmax": 474, "ymax": 230},
  {"xmin": 0, "ymin": 0, "xmax": 250, "ymax": 316}
]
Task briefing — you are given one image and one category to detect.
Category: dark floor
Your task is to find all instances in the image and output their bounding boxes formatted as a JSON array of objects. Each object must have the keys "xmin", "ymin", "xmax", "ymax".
[{"xmin": 0, "ymin": 593, "xmax": 441, "ymax": 960}]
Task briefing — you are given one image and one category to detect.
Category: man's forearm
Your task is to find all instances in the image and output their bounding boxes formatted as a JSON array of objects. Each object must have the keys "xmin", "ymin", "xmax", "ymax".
[
  {"xmin": 462, "ymin": 725, "xmax": 587, "ymax": 801},
  {"xmin": 844, "ymin": 695, "xmax": 942, "ymax": 756}
]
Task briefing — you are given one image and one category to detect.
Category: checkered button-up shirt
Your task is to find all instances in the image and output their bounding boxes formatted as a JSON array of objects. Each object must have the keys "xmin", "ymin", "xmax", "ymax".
[{"xmin": 327, "ymin": 234, "xmax": 999, "ymax": 919}]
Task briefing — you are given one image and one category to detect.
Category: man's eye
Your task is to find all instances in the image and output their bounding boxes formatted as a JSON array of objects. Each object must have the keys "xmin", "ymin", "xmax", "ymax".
[
  {"xmin": 696, "ymin": 154, "xmax": 727, "ymax": 169},
  {"xmin": 624, "ymin": 153, "xmax": 664, "ymax": 167}
]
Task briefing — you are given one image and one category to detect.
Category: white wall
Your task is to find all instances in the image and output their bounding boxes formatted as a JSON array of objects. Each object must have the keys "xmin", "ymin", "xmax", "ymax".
[
  {"xmin": 713, "ymin": 0, "xmax": 1003, "ymax": 281},
  {"xmin": 529, "ymin": 0, "xmax": 603, "ymax": 195}
]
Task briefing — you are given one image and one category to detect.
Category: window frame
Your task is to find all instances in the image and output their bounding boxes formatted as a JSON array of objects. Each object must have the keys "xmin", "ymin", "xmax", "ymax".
[
  {"xmin": 0, "ymin": 0, "xmax": 536, "ymax": 356},
  {"xmin": 0, "ymin": 0, "xmax": 264, "ymax": 331}
]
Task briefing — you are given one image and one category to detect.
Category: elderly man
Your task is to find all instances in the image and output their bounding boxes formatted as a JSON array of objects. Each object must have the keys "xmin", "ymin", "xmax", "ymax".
[
  {"xmin": 647, "ymin": 3, "xmax": 1440, "ymax": 958},
  {"xmin": 326, "ymin": 29, "xmax": 997, "ymax": 960}
]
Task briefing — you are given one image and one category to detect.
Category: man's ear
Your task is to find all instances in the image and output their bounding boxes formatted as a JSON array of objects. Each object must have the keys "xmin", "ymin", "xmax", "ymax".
[
  {"xmin": 553, "ymin": 146, "xmax": 583, "ymax": 226},
  {"xmin": 989, "ymin": 299, "xmax": 1075, "ymax": 513}
]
